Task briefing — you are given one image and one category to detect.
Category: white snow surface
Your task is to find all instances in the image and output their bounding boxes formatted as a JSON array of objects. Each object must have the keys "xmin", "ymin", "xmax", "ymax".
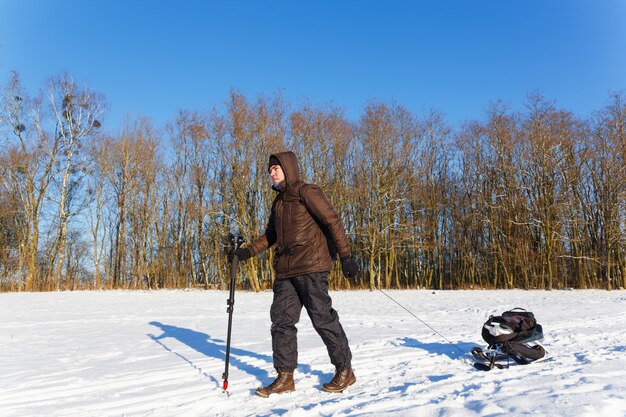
[{"xmin": 1, "ymin": 289, "xmax": 625, "ymax": 417}]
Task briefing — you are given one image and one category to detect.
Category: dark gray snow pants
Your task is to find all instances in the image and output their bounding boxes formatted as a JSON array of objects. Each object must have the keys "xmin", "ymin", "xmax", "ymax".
[{"xmin": 270, "ymin": 272, "xmax": 352, "ymax": 372}]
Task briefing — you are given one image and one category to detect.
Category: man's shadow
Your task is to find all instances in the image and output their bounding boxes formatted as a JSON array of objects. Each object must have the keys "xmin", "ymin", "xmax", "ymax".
[
  {"xmin": 148, "ymin": 321, "xmax": 273, "ymax": 388},
  {"xmin": 148, "ymin": 321, "xmax": 333, "ymax": 389}
]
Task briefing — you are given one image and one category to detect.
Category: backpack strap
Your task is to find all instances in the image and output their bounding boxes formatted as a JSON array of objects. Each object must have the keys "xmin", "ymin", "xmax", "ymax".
[
  {"xmin": 295, "ymin": 181, "xmax": 305, "ymax": 203},
  {"xmin": 296, "ymin": 182, "xmax": 338, "ymax": 260}
]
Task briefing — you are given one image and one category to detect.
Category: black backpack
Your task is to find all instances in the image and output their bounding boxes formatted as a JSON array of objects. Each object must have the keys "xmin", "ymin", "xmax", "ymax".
[
  {"xmin": 296, "ymin": 182, "xmax": 339, "ymax": 260},
  {"xmin": 501, "ymin": 341, "xmax": 546, "ymax": 363},
  {"xmin": 481, "ymin": 308, "xmax": 542, "ymax": 346}
]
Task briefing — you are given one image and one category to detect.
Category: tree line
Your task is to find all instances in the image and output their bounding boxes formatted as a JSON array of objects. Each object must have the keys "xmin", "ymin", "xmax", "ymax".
[{"xmin": 1, "ymin": 72, "xmax": 624, "ymax": 291}]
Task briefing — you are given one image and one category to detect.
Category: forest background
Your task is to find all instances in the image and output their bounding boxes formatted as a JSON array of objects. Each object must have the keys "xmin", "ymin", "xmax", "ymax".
[{"xmin": 1, "ymin": 72, "xmax": 624, "ymax": 292}]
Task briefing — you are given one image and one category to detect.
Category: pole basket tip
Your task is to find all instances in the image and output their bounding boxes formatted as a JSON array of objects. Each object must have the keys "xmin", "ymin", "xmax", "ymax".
[{"xmin": 223, "ymin": 381, "xmax": 228, "ymax": 390}]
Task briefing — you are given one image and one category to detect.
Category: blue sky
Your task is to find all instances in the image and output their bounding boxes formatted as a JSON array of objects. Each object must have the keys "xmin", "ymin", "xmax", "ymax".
[{"xmin": 1, "ymin": 0, "xmax": 625, "ymax": 131}]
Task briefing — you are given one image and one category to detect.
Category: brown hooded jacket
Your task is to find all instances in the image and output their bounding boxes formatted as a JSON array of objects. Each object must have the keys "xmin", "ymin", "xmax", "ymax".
[{"xmin": 248, "ymin": 151, "xmax": 351, "ymax": 279}]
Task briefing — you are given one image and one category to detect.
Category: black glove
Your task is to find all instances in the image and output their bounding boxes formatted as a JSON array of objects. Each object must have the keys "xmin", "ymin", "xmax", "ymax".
[
  {"xmin": 228, "ymin": 247, "xmax": 252, "ymax": 263},
  {"xmin": 341, "ymin": 256, "xmax": 358, "ymax": 279}
]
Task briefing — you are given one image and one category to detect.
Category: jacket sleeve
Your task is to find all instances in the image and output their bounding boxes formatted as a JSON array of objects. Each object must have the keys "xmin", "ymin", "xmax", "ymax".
[
  {"xmin": 248, "ymin": 205, "xmax": 277, "ymax": 256},
  {"xmin": 300, "ymin": 184, "xmax": 351, "ymax": 259}
]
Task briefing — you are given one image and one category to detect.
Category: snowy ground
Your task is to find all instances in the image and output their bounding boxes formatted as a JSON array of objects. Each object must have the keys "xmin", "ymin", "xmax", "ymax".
[{"xmin": 1, "ymin": 289, "xmax": 625, "ymax": 417}]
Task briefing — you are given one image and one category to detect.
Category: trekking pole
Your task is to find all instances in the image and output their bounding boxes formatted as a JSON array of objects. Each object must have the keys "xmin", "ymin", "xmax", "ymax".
[{"xmin": 222, "ymin": 232, "xmax": 244, "ymax": 391}]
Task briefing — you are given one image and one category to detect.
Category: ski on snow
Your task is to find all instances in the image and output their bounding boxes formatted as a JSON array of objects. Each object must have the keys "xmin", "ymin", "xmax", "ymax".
[{"xmin": 471, "ymin": 345, "xmax": 551, "ymax": 371}]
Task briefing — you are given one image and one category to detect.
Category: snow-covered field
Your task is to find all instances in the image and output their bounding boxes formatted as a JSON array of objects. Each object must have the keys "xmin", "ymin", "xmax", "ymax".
[{"xmin": 1, "ymin": 289, "xmax": 625, "ymax": 417}]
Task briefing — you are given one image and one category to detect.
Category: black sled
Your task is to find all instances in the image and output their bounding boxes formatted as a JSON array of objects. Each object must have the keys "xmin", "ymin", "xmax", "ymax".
[{"xmin": 472, "ymin": 308, "xmax": 548, "ymax": 371}]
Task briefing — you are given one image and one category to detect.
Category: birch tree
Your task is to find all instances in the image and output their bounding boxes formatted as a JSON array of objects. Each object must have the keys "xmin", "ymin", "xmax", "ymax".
[{"xmin": 47, "ymin": 74, "xmax": 104, "ymax": 289}]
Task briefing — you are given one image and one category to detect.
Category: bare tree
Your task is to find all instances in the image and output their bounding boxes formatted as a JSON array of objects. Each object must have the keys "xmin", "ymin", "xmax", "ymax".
[
  {"xmin": 86, "ymin": 134, "xmax": 111, "ymax": 289},
  {"xmin": 3, "ymin": 74, "xmax": 625, "ymax": 292},
  {"xmin": 352, "ymin": 102, "xmax": 421, "ymax": 289},
  {"xmin": 0, "ymin": 73, "xmax": 59, "ymax": 290},
  {"xmin": 46, "ymin": 74, "xmax": 104, "ymax": 290},
  {"xmin": 289, "ymin": 104, "xmax": 354, "ymax": 288},
  {"xmin": 588, "ymin": 92, "xmax": 626, "ymax": 289},
  {"xmin": 519, "ymin": 94, "xmax": 577, "ymax": 289}
]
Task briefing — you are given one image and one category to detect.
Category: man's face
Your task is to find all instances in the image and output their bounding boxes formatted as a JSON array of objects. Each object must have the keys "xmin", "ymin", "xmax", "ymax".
[{"xmin": 269, "ymin": 164, "xmax": 285, "ymax": 185}]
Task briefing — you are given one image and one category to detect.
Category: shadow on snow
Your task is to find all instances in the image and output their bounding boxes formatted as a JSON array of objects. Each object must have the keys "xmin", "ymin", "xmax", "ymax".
[
  {"xmin": 147, "ymin": 321, "xmax": 272, "ymax": 388},
  {"xmin": 397, "ymin": 336, "xmax": 478, "ymax": 360},
  {"xmin": 147, "ymin": 321, "xmax": 332, "ymax": 392}
]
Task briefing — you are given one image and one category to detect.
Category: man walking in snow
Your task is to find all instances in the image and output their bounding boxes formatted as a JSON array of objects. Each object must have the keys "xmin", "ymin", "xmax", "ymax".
[{"xmin": 231, "ymin": 151, "xmax": 359, "ymax": 397}]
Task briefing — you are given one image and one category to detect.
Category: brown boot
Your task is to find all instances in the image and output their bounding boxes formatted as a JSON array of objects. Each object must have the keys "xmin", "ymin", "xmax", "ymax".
[
  {"xmin": 322, "ymin": 368, "xmax": 356, "ymax": 393},
  {"xmin": 255, "ymin": 371, "xmax": 295, "ymax": 398}
]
